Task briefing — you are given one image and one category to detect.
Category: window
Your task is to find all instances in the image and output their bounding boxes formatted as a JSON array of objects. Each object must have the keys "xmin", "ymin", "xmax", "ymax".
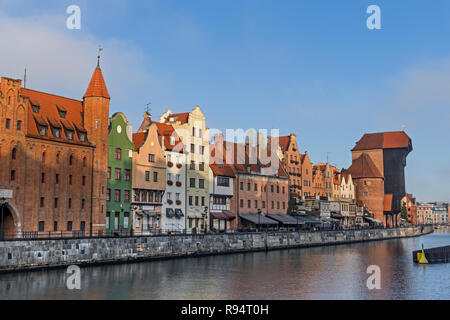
[
  {"xmin": 115, "ymin": 148, "xmax": 122, "ymax": 160},
  {"xmin": 271, "ymin": 185, "xmax": 274, "ymax": 193},
  {"xmin": 191, "ymin": 144, "xmax": 195, "ymax": 153},
  {"xmin": 277, "ymin": 201, "xmax": 280, "ymax": 209},
  {"xmin": 199, "ymin": 162, "xmax": 204, "ymax": 171},
  {"xmin": 200, "ymin": 146, "xmax": 205, "ymax": 155},
  {"xmin": 5, "ymin": 118, "xmax": 10, "ymax": 129},
  {"xmin": 82, "ymin": 176, "xmax": 86, "ymax": 186},
  {"xmin": 32, "ymin": 104, "xmax": 40, "ymax": 113},
  {"xmin": 190, "ymin": 178, "xmax": 195, "ymax": 188},
  {"xmin": 53, "ymin": 221, "xmax": 58, "ymax": 232},
  {"xmin": 240, "ymin": 182, "xmax": 243, "ymax": 190},
  {"xmin": 153, "ymin": 172, "xmax": 158, "ymax": 182},
  {"xmin": 201, "ymin": 197, "xmax": 205, "ymax": 206},
  {"xmin": 66, "ymin": 130, "xmax": 74, "ymax": 140},
  {"xmin": 277, "ymin": 185, "xmax": 280, "ymax": 193},
  {"xmin": 10, "ymin": 170, "xmax": 15, "ymax": 181},
  {"xmin": 217, "ymin": 176, "xmax": 229, "ymax": 187},
  {"xmin": 69, "ymin": 175, "xmax": 72, "ymax": 185},
  {"xmin": 68, "ymin": 198, "xmax": 72, "ymax": 209},
  {"xmin": 192, "ymin": 127, "xmax": 196, "ymax": 137},
  {"xmin": 167, "ymin": 192, "xmax": 172, "ymax": 200},
  {"xmin": 195, "ymin": 196, "xmax": 199, "ymax": 206},
  {"xmin": 282, "ymin": 187, "xmax": 285, "ymax": 194},
  {"xmin": 167, "ymin": 173, "xmax": 172, "ymax": 181},
  {"xmin": 148, "ymin": 154, "xmax": 155, "ymax": 162},
  {"xmin": 67, "ymin": 221, "xmax": 73, "ymax": 232},
  {"xmin": 80, "ymin": 221, "xmax": 86, "ymax": 232},
  {"xmin": 199, "ymin": 128, "xmax": 202, "ymax": 138},
  {"xmin": 52, "ymin": 127, "xmax": 61, "ymax": 138},
  {"xmin": 38, "ymin": 125, "xmax": 47, "ymax": 136},
  {"xmin": 115, "ymin": 168, "xmax": 121, "ymax": 180},
  {"xmin": 17, "ymin": 120, "xmax": 22, "ymax": 131},
  {"xmin": 69, "ymin": 155, "xmax": 73, "ymax": 166},
  {"xmin": 79, "ymin": 133, "xmax": 86, "ymax": 142},
  {"xmin": 124, "ymin": 213, "xmax": 129, "ymax": 229},
  {"xmin": 55, "ymin": 174, "xmax": 59, "ymax": 184},
  {"xmin": 190, "ymin": 161, "xmax": 195, "ymax": 170},
  {"xmin": 56, "ymin": 153, "xmax": 60, "ymax": 164},
  {"xmin": 254, "ymin": 184, "xmax": 257, "ymax": 191},
  {"xmin": 255, "ymin": 200, "xmax": 258, "ymax": 208},
  {"xmin": 170, "ymin": 136, "xmax": 175, "ymax": 145},
  {"xmin": 38, "ymin": 221, "xmax": 45, "ymax": 232},
  {"xmin": 248, "ymin": 200, "xmax": 251, "ymax": 208},
  {"xmin": 199, "ymin": 179, "xmax": 205, "ymax": 189},
  {"xmin": 124, "ymin": 190, "xmax": 130, "ymax": 203},
  {"xmin": 40, "ymin": 197, "xmax": 44, "ymax": 208},
  {"xmin": 42, "ymin": 152, "xmax": 46, "ymax": 164},
  {"xmin": 54, "ymin": 198, "xmax": 58, "ymax": 209},
  {"xmin": 115, "ymin": 190, "xmax": 121, "ymax": 202},
  {"xmin": 262, "ymin": 201, "xmax": 266, "ymax": 209},
  {"xmin": 41, "ymin": 172, "xmax": 45, "ymax": 183},
  {"xmin": 240, "ymin": 199, "xmax": 244, "ymax": 208},
  {"xmin": 124, "ymin": 170, "xmax": 130, "ymax": 181},
  {"xmin": 145, "ymin": 171, "xmax": 150, "ymax": 181},
  {"xmin": 247, "ymin": 183, "xmax": 251, "ymax": 191},
  {"xmin": 189, "ymin": 196, "xmax": 193, "ymax": 206},
  {"xmin": 81, "ymin": 199, "xmax": 85, "ymax": 209},
  {"xmin": 12, "ymin": 148, "xmax": 17, "ymax": 160}
]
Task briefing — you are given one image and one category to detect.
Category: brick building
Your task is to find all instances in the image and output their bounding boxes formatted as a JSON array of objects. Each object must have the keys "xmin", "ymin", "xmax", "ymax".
[
  {"xmin": 0, "ymin": 59, "xmax": 110, "ymax": 238},
  {"xmin": 348, "ymin": 131, "xmax": 412, "ymax": 227}
]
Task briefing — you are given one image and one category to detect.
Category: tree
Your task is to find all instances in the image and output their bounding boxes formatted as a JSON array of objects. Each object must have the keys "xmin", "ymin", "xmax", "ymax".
[{"xmin": 401, "ymin": 202, "xmax": 408, "ymax": 221}]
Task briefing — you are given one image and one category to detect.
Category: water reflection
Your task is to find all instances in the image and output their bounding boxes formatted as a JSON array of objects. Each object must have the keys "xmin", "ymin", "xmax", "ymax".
[{"xmin": 0, "ymin": 229, "xmax": 449, "ymax": 300}]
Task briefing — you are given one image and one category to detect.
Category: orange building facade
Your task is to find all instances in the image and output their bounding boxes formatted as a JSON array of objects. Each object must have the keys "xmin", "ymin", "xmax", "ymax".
[{"xmin": 0, "ymin": 61, "xmax": 110, "ymax": 238}]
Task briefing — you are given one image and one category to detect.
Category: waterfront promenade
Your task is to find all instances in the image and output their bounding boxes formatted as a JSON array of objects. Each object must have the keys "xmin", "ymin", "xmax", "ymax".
[{"xmin": 0, "ymin": 225, "xmax": 433, "ymax": 273}]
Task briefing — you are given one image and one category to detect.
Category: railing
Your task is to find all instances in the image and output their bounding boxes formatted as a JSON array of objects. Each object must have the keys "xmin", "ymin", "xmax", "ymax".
[{"xmin": 0, "ymin": 224, "xmax": 434, "ymax": 242}]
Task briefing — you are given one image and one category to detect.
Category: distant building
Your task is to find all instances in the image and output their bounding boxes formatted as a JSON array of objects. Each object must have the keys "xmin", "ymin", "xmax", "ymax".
[
  {"xmin": 417, "ymin": 204, "xmax": 433, "ymax": 225},
  {"xmin": 400, "ymin": 193, "xmax": 417, "ymax": 225}
]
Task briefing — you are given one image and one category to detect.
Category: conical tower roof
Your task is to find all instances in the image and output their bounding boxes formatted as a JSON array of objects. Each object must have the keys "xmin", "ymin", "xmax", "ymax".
[{"xmin": 84, "ymin": 63, "xmax": 110, "ymax": 99}]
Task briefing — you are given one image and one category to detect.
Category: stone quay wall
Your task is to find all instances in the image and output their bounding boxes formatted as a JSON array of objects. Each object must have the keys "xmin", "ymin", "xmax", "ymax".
[{"xmin": 0, "ymin": 225, "xmax": 433, "ymax": 273}]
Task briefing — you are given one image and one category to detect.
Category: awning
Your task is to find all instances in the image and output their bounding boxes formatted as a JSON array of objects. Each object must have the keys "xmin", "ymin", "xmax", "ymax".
[
  {"xmin": 363, "ymin": 216, "xmax": 383, "ymax": 224},
  {"xmin": 211, "ymin": 211, "xmax": 235, "ymax": 220},
  {"xmin": 239, "ymin": 214, "xmax": 278, "ymax": 225},
  {"xmin": 296, "ymin": 215, "xmax": 322, "ymax": 224},
  {"xmin": 331, "ymin": 213, "xmax": 343, "ymax": 219},
  {"xmin": 266, "ymin": 214, "xmax": 304, "ymax": 225}
]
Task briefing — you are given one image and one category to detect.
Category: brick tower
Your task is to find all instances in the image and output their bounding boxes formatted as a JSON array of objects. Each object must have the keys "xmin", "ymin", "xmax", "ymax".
[{"xmin": 82, "ymin": 58, "xmax": 110, "ymax": 235}]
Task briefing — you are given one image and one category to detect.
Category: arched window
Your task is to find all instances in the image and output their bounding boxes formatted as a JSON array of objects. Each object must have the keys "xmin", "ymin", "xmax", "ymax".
[
  {"xmin": 69, "ymin": 155, "xmax": 73, "ymax": 166},
  {"xmin": 12, "ymin": 148, "xmax": 17, "ymax": 160},
  {"xmin": 42, "ymin": 152, "xmax": 46, "ymax": 164}
]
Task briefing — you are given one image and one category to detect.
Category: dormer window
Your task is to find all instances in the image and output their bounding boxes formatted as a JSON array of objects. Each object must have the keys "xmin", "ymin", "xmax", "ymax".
[
  {"xmin": 56, "ymin": 105, "xmax": 67, "ymax": 118},
  {"xmin": 39, "ymin": 125, "xmax": 47, "ymax": 136},
  {"xmin": 170, "ymin": 136, "xmax": 175, "ymax": 145},
  {"xmin": 79, "ymin": 132, "xmax": 86, "ymax": 142},
  {"xmin": 66, "ymin": 130, "xmax": 74, "ymax": 140},
  {"xmin": 52, "ymin": 127, "xmax": 61, "ymax": 138},
  {"xmin": 32, "ymin": 104, "xmax": 40, "ymax": 113}
]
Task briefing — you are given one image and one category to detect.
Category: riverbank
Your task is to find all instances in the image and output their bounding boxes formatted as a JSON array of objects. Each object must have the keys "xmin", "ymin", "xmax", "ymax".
[{"xmin": 0, "ymin": 225, "xmax": 433, "ymax": 273}]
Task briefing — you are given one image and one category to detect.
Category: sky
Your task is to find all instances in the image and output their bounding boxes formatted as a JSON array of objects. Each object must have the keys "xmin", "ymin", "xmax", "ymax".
[{"xmin": 0, "ymin": 0, "xmax": 449, "ymax": 202}]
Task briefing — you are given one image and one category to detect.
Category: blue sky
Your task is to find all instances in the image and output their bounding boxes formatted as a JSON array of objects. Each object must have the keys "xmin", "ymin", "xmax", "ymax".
[{"xmin": 1, "ymin": 0, "xmax": 449, "ymax": 202}]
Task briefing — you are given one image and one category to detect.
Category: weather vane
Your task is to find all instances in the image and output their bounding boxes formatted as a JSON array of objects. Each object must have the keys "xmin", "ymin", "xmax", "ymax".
[
  {"xmin": 144, "ymin": 102, "xmax": 152, "ymax": 114},
  {"xmin": 97, "ymin": 46, "xmax": 103, "ymax": 67}
]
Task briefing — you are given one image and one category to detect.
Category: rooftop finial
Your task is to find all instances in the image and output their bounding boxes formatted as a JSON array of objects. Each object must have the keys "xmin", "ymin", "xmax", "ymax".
[{"xmin": 97, "ymin": 46, "xmax": 103, "ymax": 68}]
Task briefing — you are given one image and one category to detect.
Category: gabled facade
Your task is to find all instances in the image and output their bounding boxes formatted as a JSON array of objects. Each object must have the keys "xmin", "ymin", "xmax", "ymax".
[
  {"xmin": 106, "ymin": 113, "xmax": 134, "ymax": 235},
  {"xmin": 277, "ymin": 134, "xmax": 302, "ymax": 197},
  {"xmin": 340, "ymin": 172, "xmax": 355, "ymax": 200},
  {"xmin": 132, "ymin": 117, "xmax": 166, "ymax": 234},
  {"xmin": 160, "ymin": 106, "xmax": 210, "ymax": 233},
  {"xmin": 300, "ymin": 152, "xmax": 313, "ymax": 197},
  {"xmin": 0, "ymin": 60, "xmax": 109, "ymax": 238}
]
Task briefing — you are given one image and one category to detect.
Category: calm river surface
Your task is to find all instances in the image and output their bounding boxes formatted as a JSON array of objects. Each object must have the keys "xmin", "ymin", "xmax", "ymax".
[{"xmin": 0, "ymin": 229, "xmax": 449, "ymax": 300}]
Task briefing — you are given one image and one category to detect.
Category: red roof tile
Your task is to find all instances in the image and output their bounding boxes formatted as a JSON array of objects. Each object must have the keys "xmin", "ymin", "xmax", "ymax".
[
  {"xmin": 132, "ymin": 132, "xmax": 147, "ymax": 152},
  {"xmin": 352, "ymin": 131, "xmax": 411, "ymax": 151},
  {"xmin": 21, "ymin": 88, "xmax": 89, "ymax": 145},
  {"xmin": 152, "ymin": 121, "xmax": 184, "ymax": 153},
  {"xmin": 346, "ymin": 153, "xmax": 383, "ymax": 179},
  {"xmin": 164, "ymin": 112, "xmax": 190, "ymax": 124}
]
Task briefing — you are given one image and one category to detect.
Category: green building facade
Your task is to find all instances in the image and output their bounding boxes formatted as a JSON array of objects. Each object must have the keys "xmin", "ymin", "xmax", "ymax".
[{"xmin": 106, "ymin": 113, "xmax": 134, "ymax": 235}]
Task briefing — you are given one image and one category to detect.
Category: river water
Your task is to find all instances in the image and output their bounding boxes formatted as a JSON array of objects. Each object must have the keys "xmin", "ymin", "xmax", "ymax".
[{"xmin": 0, "ymin": 228, "xmax": 449, "ymax": 300}]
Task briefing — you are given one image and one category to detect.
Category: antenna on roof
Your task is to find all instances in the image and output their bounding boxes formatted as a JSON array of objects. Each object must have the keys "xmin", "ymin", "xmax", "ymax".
[
  {"xmin": 23, "ymin": 67, "xmax": 27, "ymax": 88},
  {"xmin": 326, "ymin": 152, "xmax": 331, "ymax": 164},
  {"xmin": 97, "ymin": 46, "xmax": 103, "ymax": 68}
]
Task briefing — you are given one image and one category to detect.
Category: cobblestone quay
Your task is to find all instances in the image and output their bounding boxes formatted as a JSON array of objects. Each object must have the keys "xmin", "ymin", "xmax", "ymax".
[{"xmin": 0, "ymin": 226, "xmax": 433, "ymax": 273}]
